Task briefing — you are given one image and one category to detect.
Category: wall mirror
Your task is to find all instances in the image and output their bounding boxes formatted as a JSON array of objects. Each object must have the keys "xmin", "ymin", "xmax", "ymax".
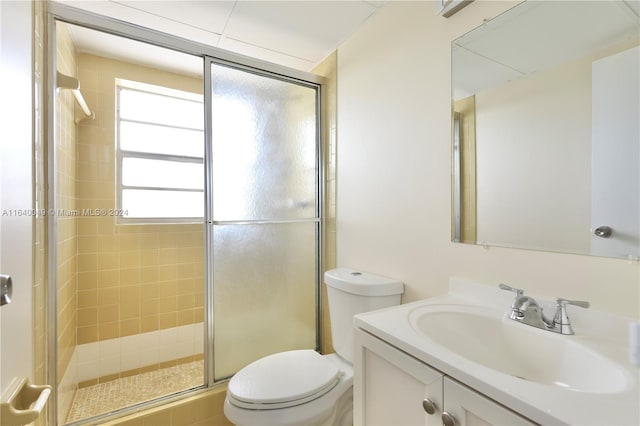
[{"xmin": 451, "ymin": 0, "xmax": 640, "ymax": 260}]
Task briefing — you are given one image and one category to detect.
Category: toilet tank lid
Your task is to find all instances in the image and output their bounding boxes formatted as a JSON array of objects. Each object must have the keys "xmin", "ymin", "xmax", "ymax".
[{"xmin": 324, "ymin": 268, "xmax": 404, "ymax": 296}]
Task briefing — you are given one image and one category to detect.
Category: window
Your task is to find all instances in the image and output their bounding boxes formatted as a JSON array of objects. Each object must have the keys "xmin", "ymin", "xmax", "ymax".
[{"xmin": 116, "ymin": 80, "xmax": 204, "ymax": 222}]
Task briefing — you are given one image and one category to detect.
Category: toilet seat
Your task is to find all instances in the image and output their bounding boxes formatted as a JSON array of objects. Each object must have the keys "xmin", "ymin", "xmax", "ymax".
[{"xmin": 228, "ymin": 350, "xmax": 341, "ymax": 410}]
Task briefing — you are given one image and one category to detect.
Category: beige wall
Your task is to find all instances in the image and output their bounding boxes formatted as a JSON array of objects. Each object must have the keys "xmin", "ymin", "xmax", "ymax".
[
  {"xmin": 474, "ymin": 38, "xmax": 638, "ymax": 254},
  {"xmin": 75, "ymin": 53, "xmax": 205, "ymax": 346},
  {"xmin": 475, "ymin": 49, "xmax": 621, "ymax": 253},
  {"xmin": 336, "ymin": 1, "xmax": 639, "ymax": 318}
]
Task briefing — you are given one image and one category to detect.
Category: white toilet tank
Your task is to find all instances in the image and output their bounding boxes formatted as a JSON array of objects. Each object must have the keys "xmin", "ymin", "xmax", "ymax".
[{"xmin": 324, "ymin": 268, "xmax": 403, "ymax": 363}]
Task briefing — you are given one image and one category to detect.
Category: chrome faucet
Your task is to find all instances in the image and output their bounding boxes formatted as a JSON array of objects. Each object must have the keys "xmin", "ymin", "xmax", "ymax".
[{"xmin": 499, "ymin": 283, "xmax": 590, "ymax": 335}]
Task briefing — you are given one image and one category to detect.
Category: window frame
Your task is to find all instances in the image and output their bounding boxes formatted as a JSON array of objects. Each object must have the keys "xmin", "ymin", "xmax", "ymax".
[{"xmin": 115, "ymin": 79, "xmax": 205, "ymax": 224}]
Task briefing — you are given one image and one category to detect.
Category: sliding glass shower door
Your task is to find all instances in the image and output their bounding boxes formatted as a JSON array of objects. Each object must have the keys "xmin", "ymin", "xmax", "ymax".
[
  {"xmin": 47, "ymin": 4, "xmax": 326, "ymax": 422},
  {"xmin": 207, "ymin": 61, "xmax": 321, "ymax": 380}
]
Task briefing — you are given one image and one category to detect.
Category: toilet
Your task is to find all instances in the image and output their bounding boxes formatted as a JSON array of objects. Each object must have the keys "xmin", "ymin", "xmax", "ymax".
[{"xmin": 223, "ymin": 268, "xmax": 404, "ymax": 426}]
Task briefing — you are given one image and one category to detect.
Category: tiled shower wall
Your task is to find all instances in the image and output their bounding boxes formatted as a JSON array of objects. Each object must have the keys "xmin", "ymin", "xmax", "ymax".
[
  {"xmin": 74, "ymin": 52, "xmax": 205, "ymax": 350},
  {"xmin": 52, "ymin": 44, "xmax": 206, "ymax": 421},
  {"xmin": 32, "ymin": 2, "xmax": 47, "ymax": 425},
  {"xmin": 49, "ymin": 27, "xmax": 207, "ymax": 421},
  {"xmin": 55, "ymin": 23, "xmax": 79, "ymax": 416},
  {"xmin": 312, "ymin": 51, "xmax": 337, "ymax": 355}
]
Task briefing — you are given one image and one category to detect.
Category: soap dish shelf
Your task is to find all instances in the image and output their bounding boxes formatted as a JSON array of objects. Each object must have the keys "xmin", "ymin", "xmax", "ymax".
[{"xmin": 1, "ymin": 377, "xmax": 51, "ymax": 426}]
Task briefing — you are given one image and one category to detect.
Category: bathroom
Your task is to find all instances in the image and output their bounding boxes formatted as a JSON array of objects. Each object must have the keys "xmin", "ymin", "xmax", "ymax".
[{"xmin": 1, "ymin": 0, "xmax": 638, "ymax": 425}]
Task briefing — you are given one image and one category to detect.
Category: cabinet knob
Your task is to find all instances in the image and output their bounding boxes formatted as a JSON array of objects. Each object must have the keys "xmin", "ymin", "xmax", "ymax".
[
  {"xmin": 442, "ymin": 411, "xmax": 457, "ymax": 426},
  {"xmin": 594, "ymin": 226, "xmax": 613, "ymax": 238},
  {"xmin": 422, "ymin": 398, "xmax": 438, "ymax": 415}
]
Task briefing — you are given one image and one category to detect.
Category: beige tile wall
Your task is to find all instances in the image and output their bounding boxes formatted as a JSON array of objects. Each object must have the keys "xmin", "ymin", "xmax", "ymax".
[
  {"xmin": 312, "ymin": 51, "xmax": 337, "ymax": 355},
  {"xmin": 32, "ymin": 2, "xmax": 47, "ymax": 425},
  {"xmin": 56, "ymin": 22, "xmax": 79, "ymax": 385},
  {"xmin": 75, "ymin": 53, "xmax": 205, "ymax": 347}
]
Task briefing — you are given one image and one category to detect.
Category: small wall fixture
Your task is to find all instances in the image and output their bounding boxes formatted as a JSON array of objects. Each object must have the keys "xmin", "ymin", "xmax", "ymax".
[
  {"xmin": 0, "ymin": 378, "xmax": 51, "ymax": 426},
  {"xmin": 56, "ymin": 71, "xmax": 95, "ymax": 124},
  {"xmin": 438, "ymin": 0, "xmax": 474, "ymax": 17},
  {"xmin": 0, "ymin": 274, "xmax": 12, "ymax": 306}
]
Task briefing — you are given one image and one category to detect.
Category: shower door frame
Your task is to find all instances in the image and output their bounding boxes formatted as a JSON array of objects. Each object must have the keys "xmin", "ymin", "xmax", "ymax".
[{"xmin": 45, "ymin": 3, "xmax": 325, "ymax": 424}]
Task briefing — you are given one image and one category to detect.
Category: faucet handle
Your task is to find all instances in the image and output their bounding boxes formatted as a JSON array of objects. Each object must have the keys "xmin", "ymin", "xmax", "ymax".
[
  {"xmin": 552, "ymin": 298, "xmax": 590, "ymax": 335},
  {"xmin": 498, "ymin": 283, "xmax": 524, "ymax": 297},
  {"xmin": 556, "ymin": 298, "xmax": 590, "ymax": 309}
]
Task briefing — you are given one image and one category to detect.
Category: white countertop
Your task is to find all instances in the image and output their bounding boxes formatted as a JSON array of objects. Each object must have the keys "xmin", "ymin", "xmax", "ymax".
[{"xmin": 353, "ymin": 279, "xmax": 640, "ymax": 425}]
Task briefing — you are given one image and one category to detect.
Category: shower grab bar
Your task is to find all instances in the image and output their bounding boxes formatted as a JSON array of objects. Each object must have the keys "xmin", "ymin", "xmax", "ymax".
[
  {"xmin": 211, "ymin": 218, "xmax": 320, "ymax": 226},
  {"xmin": 56, "ymin": 71, "xmax": 95, "ymax": 123}
]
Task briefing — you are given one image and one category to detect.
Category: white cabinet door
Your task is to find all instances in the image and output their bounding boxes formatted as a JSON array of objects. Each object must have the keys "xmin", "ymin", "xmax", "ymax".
[
  {"xmin": 354, "ymin": 329, "xmax": 443, "ymax": 426},
  {"xmin": 442, "ymin": 378, "xmax": 535, "ymax": 426}
]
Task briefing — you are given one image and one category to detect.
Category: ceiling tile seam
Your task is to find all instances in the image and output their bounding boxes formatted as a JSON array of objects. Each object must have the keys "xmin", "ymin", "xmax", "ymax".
[
  {"xmin": 110, "ymin": 0, "xmax": 224, "ymax": 39},
  {"xmin": 327, "ymin": 8, "xmax": 378, "ymax": 62},
  {"xmin": 218, "ymin": 0, "xmax": 239, "ymax": 47},
  {"xmin": 362, "ymin": 1, "xmax": 389, "ymax": 9},
  {"xmin": 621, "ymin": 0, "xmax": 640, "ymax": 19},
  {"xmin": 456, "ymin": 44, "xmax": 527, "ymax": 76},
  {"xmin": 223, "ymin": 36, "xmax": 317, "ymax": 63}
]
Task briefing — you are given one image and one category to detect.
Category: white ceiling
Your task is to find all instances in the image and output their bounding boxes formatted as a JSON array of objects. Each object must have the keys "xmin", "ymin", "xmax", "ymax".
[
  {"xmin": 56, "ymin": 0, "xmax": 388, "ymax": 73},
  {"xmin": 452, "ymin": 0, "xmax": 640, "ymax": 99}
]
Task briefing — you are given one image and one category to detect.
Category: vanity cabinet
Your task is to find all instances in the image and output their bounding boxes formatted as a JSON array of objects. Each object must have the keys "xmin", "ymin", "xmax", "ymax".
[
  {"xmin": 354, "ymin": 329, "xmax": 535, "ymax": 426},
  {"xmin": 441, "ymin": 378, "xmax": 534, "ymax": 426}
]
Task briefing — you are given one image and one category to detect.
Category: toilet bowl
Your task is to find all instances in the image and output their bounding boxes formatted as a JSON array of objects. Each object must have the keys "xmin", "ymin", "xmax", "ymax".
[
  {"xmin": 224, "ymin": 351, "xmax": 353, "ymax": 426},
  {"xmin": 223, "ymin": 268, "xmax": 403, "ymax": 426}
]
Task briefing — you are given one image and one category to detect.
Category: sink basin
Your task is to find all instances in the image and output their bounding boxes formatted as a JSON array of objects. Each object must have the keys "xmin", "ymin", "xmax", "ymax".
[{"xmin": 409, "ymin": 304, "xmax": 632, "ymax": 394}]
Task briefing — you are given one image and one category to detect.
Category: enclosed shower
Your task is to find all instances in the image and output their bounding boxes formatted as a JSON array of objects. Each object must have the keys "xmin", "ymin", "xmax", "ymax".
[{"xmin": 50, "ymin": 13, "xmax": 323, "ymax": 424}]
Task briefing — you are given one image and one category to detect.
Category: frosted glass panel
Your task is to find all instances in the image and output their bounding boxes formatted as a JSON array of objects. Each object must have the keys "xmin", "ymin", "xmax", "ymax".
[
  {"xmin": 210, "ymin": 63, "xmax": 318, "ymax": 221},
  {"xmin": 210, "ymin": 62, "xmax": 320, "ymax": 380},
  {"xmin": 213, "ymin": 223, "xmax": 317, "ymax": 380}
]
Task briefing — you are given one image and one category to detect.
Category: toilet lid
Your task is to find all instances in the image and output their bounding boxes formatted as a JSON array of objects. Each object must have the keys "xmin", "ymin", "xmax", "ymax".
[{"xmin": 228, "ymin": 349, "xmax": 341, "ymax": 409}]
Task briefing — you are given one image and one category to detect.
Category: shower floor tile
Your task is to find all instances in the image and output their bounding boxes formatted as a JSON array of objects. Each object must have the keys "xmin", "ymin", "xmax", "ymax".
[{"xmin": 66, "ymin": 360, "xmax": 204, "ymax": 423}]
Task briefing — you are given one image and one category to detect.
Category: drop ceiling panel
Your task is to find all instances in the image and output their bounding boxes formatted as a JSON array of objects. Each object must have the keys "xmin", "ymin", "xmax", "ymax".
[
  {"xmin": 452, "ymin": 46, "xmax": 523, "ymax": 100},
  {"xmin": 456, "ymin": 1, "xmax": 640, "ymax": 74},
  {"xmin": 54, "ymin": 0, "xmax": 386, "ymax": 72},
  {"xmin": 114, "ymin": 0, "xmax": 235, "ymax": 34},
  {"xmin": 224, "ymin": 1, "xmax": 378, "ymax": 61},
  {"xmin": 61, "ymin": 0, "xmax": 222, "ymax": 47}
]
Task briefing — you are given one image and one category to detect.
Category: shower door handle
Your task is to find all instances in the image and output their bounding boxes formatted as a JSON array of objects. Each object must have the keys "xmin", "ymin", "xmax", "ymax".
[
  {"xmin": 211, "ymin": 218, "xmax": 320, "ymax": 225},
  {"xmin": 1, "ymin": 274, "xmax": 13, "ymax": 306}
]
